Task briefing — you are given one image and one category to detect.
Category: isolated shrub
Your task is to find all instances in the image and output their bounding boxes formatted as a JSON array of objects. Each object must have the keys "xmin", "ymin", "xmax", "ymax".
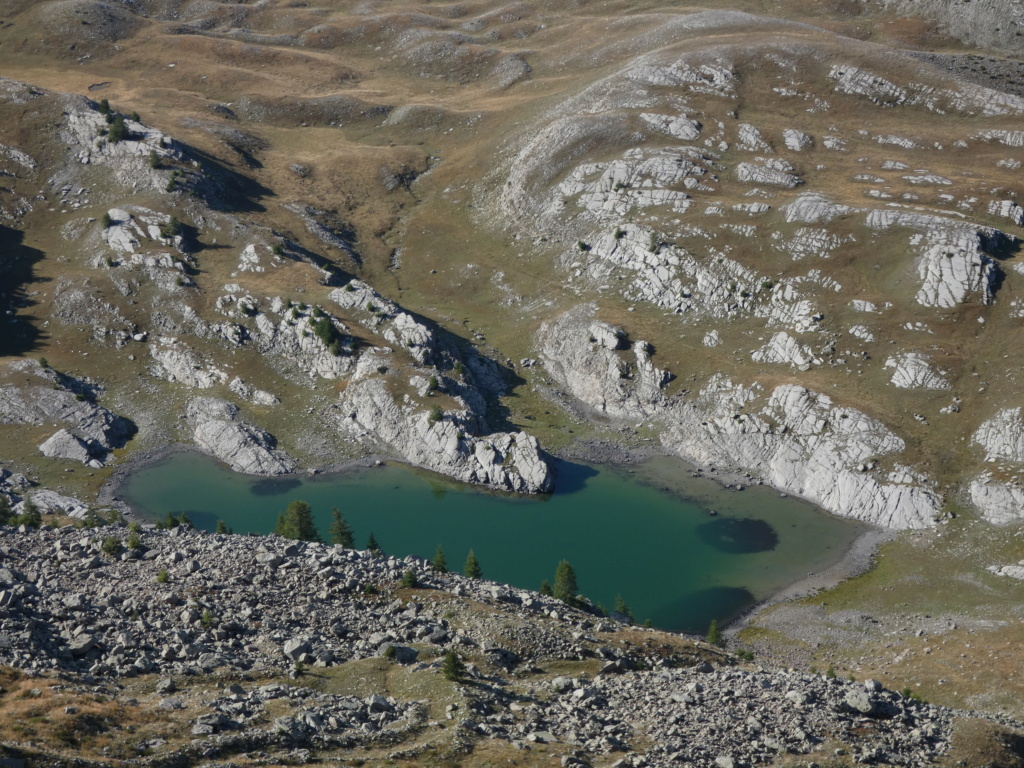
[
  {"xmin": 215, "ymin": 519, "xmax": 231, "ymax": 535},
  {"xmin": 400, "ymin": 569, "xmax": 418, "ymax": 589},
  {"xmin": 155, "ymin": 569, "xmax": 169, "ymax": 584},
  {"xmin": 127, "ymin": 531, "xmax": 140, "ymax": 550},
  {"xmin": 100, "ymin": 212, "xmax": 112, "ymax": 228},
  {"xmin": 539, "ymin": 580, "xmax": 553, "ymax": 597},
  {"xmin": 149, "ymin": 150, "xmax": 160, "ymax": 169},
  {"xmin": 428, "ymin": 405, "xmax": 443, "ymax": 424},
  {"xmin": 159, "ymin": 216, "xmax": 182, "ymax": 240}
]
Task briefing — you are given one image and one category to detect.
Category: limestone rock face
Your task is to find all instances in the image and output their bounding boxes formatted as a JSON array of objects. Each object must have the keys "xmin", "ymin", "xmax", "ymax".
[
  {"xmin": 39, "ymin": 430, "xmax": 98, "ymax": 467},
  {"xmin": 736, "ymin": 161, "xmax": 801, "ymax": 188},
  {"xmin": 783, "ymin": 129, "xmax": 813, "ymax": 151},
  {"xmin": 538, "ymin": 309, "xmax": 940, "ymax": 529},
  {"xmin": 149, "ymin": 338, "xmax": 227, "ymax": 389},
  {"xmin": 659, "ymin": 383, "xmax": 939, "ymax": 529},
  {"xmin": 884, "ymin": 353, "xmax": 951, "ymax": 390},
  {"xmin": 970, "ymin": 477, "xmax": 1024, "ymax": 525},
  {"xmin": 914, "ymin": 230, "xmax": 998, "ymax": 309},
  {"xmin": 968, "ymin": 409, "xmax": 1024, "ymax": 523},
  {"xmin": 186, "ymin": 398, "xmax": 295, "ymax": 476},
  {"xmin": 751, "ymin": 332, "xmax": 819, "ymax": 368},
  {"xmin": 338, "ymin": 379, "xmax": 553, "ymax": 493},
  {"xmin": 331, "ymin": 281, "xmax": 436, "ymax": 365},
  {"xmin": 0, "ymin": 363, "xmax": 135, "ymax": 467},
  {"xmin": 974, "ymin": 408, "xmax": 1024, "ymax": 461},
  {"xmin": 537, "ymin": 305, "xmax": 671, "ymax": 421}
]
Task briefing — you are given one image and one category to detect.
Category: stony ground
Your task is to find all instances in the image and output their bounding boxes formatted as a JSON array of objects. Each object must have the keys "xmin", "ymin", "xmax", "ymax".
[{"xmin": 0, "ymin": 521, "xmax": 1021, "ymax": 768}]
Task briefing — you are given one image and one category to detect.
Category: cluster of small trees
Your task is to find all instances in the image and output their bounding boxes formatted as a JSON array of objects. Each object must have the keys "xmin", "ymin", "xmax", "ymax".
[{"xmin": 0, "ymin": 497, "xmax": 41, "ymax": 528}]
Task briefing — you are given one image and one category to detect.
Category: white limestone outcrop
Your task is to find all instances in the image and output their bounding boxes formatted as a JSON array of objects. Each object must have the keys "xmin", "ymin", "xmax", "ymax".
[
  {"xmin": 783, "ymin": 129, "xmax": 813, "ymax": 151},
  {"xmin": 970, "ymin": 475, "xmax": 1024, "ymax": 525},
  {"xmin": 149, "ymin": 338, "xmax": 228, "ymax": 389},
  {"xmin": 884, "ymin": 352, "xmax": 951, "ymax": 390},
  {"xmin": 537, "ymin": 306, "xmax": 671, "ymax": 420},
  {"xmin": 751, "ymin": 332, "xmax": 819, "ymax": 368},
  {"xmin": 330, "ymin": 281, "xmax": 435, "ymax": 366},
  {"xmin": 186, "ymin": 397, "xmax": 295, "ymax": 476},
  {"xmin": 337, "ymin": 378, "xmax": 552, "ymax": 493},
  {"xmin": 537, "ymin": 308, "xmax": 940, "ymax": 528},
  {"xmin": 974, "ymin": 408, "xmax": 1024, "ymax": 462}
]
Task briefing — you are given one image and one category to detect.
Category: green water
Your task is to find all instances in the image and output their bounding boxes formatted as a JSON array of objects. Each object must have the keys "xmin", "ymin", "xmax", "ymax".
[{"xmin": 117, "ymin": 452, "xmax": 865, "ymax": 633}]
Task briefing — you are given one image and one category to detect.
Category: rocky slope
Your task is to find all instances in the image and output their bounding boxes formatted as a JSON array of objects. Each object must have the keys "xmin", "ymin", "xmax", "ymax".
[{"xmin": 0, "ymin": 522, "xmax": 1018, "ymax": 767}]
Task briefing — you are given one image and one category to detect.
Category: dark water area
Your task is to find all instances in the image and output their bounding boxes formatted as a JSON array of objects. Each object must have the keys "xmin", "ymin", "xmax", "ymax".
[{"xmin": 118, "ymin": 452, "xmax": 865, "ymax": 633}]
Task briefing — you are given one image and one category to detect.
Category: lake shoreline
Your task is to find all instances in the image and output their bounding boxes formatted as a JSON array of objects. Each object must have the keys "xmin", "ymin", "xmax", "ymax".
[{"xmin": 100, "ymin": 442, "xmax": 881, "ymax": 632}]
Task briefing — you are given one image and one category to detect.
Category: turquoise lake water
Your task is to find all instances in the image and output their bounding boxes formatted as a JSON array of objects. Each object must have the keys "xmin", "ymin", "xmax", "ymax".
[{"xmin": 117, "ymin": 452, "xmax": 864, "ymax": 633}]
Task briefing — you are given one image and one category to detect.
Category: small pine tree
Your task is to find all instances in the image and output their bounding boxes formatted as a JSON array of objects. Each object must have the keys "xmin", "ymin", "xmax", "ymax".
[
  {"xmin": 539, "ymin": 579, "xmax": 553, "ymax": 596},
  {"xmin": 614, "ymin": 594, "xmax": 634, "ymax": 622},
  {"xmin": 400, "ymin": 569, "xmax": 418, "ymax": 588},
  {"xmin": 101, "ymin": 536, "xmax": 121, "ymax": 556},
  {"xmin": 706, "ymin": 619, "xmax": 724, "ymax": 647},
  {"xmin": 464, "ymin": 549, "xmax": 482, "ymax": 579},
  {"xmin": 98, "ymin": 98, "xmax": 110, "ymax": 115},
  {"xmin": 100, "ymin": 212, "xmax": 112, "ymax": 228},
  {"xmin": 127, "ymin": 531, "xmax": 141, "ymax": 550},
  {"xmin": 215, "ymin": 519, "xmax": 230, "ymax": 535},
  {"xmin": 275, "ymin": 500, "xmax": 322, "ymax": 542},
  {"xmin": 442, "ymin": 650, "xmax": 466, "ymax": 682},
  {"xmin": 149, "ymin": 150, "xmax": 161, "ymax": 169},
  {"xmin": 428, "ymin": 405, "xmax": 443, "ymax": 424},
  {"xmin": 431, "ymin": 545, "xmax": 448, "ymax": 573},
  {"xmin": 156, "ymin": 569, "xmax": 169, "ymax": 584},
  {"xmin": 0, "ymin": 495, "xmax": 11, "ymax": 527},
  {"xmin": 328, "ymin": 507, "xmax": 354, "ymax": 547},
  {"xmin": 129, "ymin": 111, "xmax": 140, "ymax": 123},
  {"xmin": 553, "ymin": 559, "xmax": 578, "ymax": 605},
  {"xmin": 366, "ymin": 532, "xmax": 382, "ymax": 555}
]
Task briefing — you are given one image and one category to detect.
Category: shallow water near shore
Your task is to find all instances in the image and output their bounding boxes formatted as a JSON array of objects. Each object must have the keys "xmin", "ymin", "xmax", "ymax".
[{"xmin": 118, "ymin": 452, "xmax": 865, "ymax": 633}]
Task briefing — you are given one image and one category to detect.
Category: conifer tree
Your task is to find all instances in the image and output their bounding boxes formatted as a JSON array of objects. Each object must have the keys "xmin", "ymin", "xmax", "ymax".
[
  {"xmin": 442, "ymin": 650, "xmax": 466, "ymax": 682},
  {"xmin": 539, "ymin": 580, "xmax": 553, "ymax": 597},
  {"xmin": 215, "ymin": 519, "xmax": 231, "ymax": 535},
  {"xmin": 328, "ymin": 507, "xmax": 354, "ymax": 547},
  {"xmin": 553, "ymin": 559, "xmax": 578, "ymax": 605},
  {"xmin": 274, "ymin": 500, "xmax": 322, "ymax": 542},
  {"xmin": 706, "ymin": 619, "xmax": 724, "ymax": 647},
  {"xmin": 432, "ymin": 545, "xmax": 448, "ymax": 573},
  {"xmin": 366, "ymin": 532, "xmax": 382, "ymax": 555},
  {"xmin": 614, "ymin": 594, "xmax": 634, "ymax": 623},
  {"xmin": 464, "ymin": 549, "xmax": 482, "ymax": 579}
]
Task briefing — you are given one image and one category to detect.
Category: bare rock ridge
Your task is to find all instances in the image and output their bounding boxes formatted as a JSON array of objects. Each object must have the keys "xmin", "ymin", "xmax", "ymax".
[{"xmin": 0, "ymin": 523, "xmax": 1014, "ymax": 766}]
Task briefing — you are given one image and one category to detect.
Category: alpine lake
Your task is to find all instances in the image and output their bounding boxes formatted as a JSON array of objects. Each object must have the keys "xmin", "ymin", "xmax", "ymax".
[{"xmin": 118, "ymin": 452, "xmax": 865, "ymax": 634}]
